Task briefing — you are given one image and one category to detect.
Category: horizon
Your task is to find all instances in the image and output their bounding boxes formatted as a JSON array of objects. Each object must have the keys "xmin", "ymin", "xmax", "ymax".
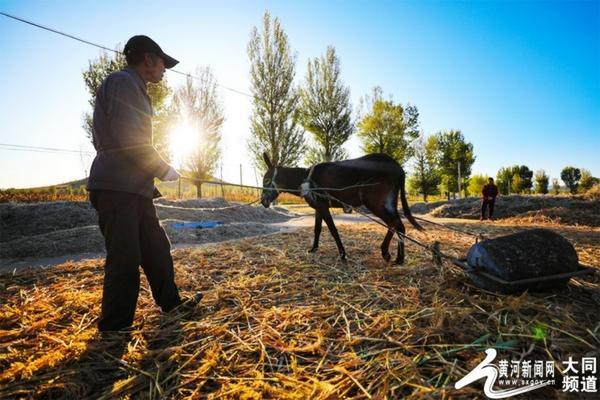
[{"xmin": 1, "ymin": 0, "xmax": 598, "ymax": 189}]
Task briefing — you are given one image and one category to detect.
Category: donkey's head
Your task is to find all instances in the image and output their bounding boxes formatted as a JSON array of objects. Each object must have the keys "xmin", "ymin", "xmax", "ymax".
[{"xmin": 261, "ymin": 152, "xmax": 280, "ymax": 208}]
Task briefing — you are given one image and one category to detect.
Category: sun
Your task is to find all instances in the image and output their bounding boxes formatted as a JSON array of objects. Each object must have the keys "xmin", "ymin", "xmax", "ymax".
[{"xmin": 170, "ymin": 120, "xmax": 198, "ymax": 168}]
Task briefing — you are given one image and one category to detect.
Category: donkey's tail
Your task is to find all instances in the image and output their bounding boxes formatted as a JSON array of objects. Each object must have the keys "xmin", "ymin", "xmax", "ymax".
[{"xmin": 399, "ymin": 174, "xmax": 424, "ymax": 231}]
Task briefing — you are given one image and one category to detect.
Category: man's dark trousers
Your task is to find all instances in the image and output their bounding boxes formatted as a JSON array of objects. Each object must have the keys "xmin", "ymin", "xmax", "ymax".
[
  {"xmin": 90, "ymin": 190, "xmax": 181, "ymax": 331},
  {"xmin": 481, "ymin": 199, "xmax": 495, "ymax": 220}
]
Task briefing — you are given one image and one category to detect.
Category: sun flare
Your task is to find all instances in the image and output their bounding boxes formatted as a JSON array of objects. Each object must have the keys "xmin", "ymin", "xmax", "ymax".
[{"xmin": 170, "ymin": 121, "xmax": 198, "ymax": 168}]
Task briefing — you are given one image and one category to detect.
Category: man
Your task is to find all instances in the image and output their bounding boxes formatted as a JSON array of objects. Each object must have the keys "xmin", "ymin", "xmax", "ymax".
[
  {"xmin": 481, "ymin": 177, "xmax": 499, "ymax": 221},
  {"xmin": 87, "ymin": 35, "xmax": 200, "ymax": 332}
]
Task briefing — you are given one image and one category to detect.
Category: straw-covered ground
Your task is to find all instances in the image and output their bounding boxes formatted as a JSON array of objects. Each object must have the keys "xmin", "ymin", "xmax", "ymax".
[{"xmin": 1, "ymin": 219, "xmax": 598, "ymax": 399}]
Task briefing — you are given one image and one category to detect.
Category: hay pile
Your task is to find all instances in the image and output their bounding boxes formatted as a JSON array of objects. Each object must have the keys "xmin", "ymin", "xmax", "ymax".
[
  {"xmin": 410, "ymin": 195, "xmax": 600, "ymax": 227},
  {"xmin": 0, "ymin": 199, "xmax": 294, "ymax": 261},
  {"xmin": 1, "ymin": 223, "xmax": 598, "ymax": 399},
  {"xmin": 0, "ymin": 201, "xmax": 97, "ymax": 242}
]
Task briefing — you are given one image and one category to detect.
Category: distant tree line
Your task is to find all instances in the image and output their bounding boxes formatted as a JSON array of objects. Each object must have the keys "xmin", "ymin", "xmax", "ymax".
[
  {"xmin": 82, "ymin": 11, "xmax": 596, "ymax": 201},
  {"xmin": 463, "ymin": 165, "xmax": 597, "ymax": 199}
]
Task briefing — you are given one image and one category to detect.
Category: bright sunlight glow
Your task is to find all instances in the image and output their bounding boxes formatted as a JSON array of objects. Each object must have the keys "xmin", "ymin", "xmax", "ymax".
[{"xmin": 170, "ymin": 120, "xmax": 198, "ymax": 169}]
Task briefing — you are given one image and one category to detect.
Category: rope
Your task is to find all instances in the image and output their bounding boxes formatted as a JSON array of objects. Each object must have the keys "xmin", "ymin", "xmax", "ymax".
[
  {"xmin": 155, "ymin": 198, "xmax": 259, "ymax": 211},
  {"xmin": 310, "ymin": 191, "xmax": 455, "ymax": 262},
  {"xmin": 410, "ymin": 215, "xmax": 485, "ymax": 241},
  {"xmin": 178, "ymin": 176, "xmax": 381, "ymax": 193},
  {"xmin": 174, "ymin": 174, "xmax": 472, "ymax": 263}
]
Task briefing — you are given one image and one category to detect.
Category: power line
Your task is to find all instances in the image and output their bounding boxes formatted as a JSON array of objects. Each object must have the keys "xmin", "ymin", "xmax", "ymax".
[
  {"xmin": 0, "ymin": 143, "xmax": 94, "ymax": 155},
  {"xmin": 0, "ymin": 11, "xmax": 119, "ymax": 54},
  {"xmin": 0, "ymin": 148, "xmax": 90, "ymax": 156},
  {"xmin": 0, "ymin": 11, "xmax": 254, "ymax": 98}
]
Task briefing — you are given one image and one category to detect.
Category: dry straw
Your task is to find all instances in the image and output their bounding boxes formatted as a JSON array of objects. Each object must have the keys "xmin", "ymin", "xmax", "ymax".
[{"xmin": 1, "ymin": 222, "xmax": 598, "ymax": 399}]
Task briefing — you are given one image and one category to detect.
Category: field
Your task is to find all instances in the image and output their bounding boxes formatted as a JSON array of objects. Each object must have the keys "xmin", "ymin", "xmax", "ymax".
[
  {"xmin": 0, "ymin": 179, "xmax": 304, "ymax": 205},
  {"xmin": 0, "ymin": 196, "xmax": 599, "ymax": 399}
]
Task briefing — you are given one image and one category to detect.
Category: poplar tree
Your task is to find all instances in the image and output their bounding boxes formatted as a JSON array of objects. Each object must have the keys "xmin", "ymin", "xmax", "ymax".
[
  {"xmin": 432, "ymin": 130, "xmax": 475, "ymax": 197},
  {"xmin": 408, "ymin": 134, "xmax": 440, "ymax": 201},
  {"xmin": 248, "ymin": 11, "xmax": 305, "ymax": 170},
  {"xmin": 534, "ymin": 169, "xmax": 549, "ymax": 194},
  {"xmin": 552, "ymin": 178, "xmax": 561, "ymax": 195},
  {"xmin": 298, "ymin": 46, "xmax": 353, "ymax": 164}
]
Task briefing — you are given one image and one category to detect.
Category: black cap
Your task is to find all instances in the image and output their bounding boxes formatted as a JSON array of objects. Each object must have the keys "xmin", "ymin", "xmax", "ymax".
[{"xmin": 123, "ymin": 35, "xmax": 179, "ymax": 69}]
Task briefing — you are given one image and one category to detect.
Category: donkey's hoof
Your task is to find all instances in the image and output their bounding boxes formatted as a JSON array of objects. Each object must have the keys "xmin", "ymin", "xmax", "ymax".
[
  {"xmin": 308, "ymin": 247, "xmax": 319, "ymax": 253},
  {"xmin": 382, "ymin": 252, "xmax": 391, "ymax": 262},
  {"xmin": 394, "ymin": 257, "xmax": 405, "ymax": 265}
]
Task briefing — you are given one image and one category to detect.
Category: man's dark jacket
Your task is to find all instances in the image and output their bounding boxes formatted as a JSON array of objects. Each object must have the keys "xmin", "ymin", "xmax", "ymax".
[
  {"xmin": 87, "ymin": 67, "xmax": 170, "ymax": 198},
  {"xmin": 481, "ymin": 183, "xmax": 499, "ymax": 199}
]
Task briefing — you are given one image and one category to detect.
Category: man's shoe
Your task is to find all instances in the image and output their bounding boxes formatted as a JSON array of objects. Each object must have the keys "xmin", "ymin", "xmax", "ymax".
[{"xmin": 173, "ymin": 292, "xmax": 203, "ymax": 313}]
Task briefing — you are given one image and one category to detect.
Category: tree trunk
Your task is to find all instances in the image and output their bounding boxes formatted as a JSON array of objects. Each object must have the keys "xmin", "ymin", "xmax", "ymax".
[{"xmin": 195, "ymin": 183, "xmax": 202, "ymax": 198}]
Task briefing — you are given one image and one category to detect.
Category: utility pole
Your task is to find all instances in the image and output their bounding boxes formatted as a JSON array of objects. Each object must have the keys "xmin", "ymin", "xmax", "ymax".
[
  {"xmin": 239, "ymin": 164, "xmax": 243, "ymax": 187},
  {"xmin": 220, "ymin": 164, "xmax": 225, "ymax": 198},
  {"xmin": 457, "ymin": 161, "xmax": 461, "ymax": 199}
]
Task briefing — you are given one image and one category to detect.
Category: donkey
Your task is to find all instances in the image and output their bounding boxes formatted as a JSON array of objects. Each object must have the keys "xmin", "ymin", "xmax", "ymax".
[{"xmin": 260, "ymin": 152, "xmax": 423, "ymax": 264}]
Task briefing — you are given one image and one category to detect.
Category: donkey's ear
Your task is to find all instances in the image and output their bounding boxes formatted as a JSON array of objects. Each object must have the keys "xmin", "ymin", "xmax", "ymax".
[{"xmin": 263, "ymin": 152, "xmax": 273, "ymax": 168}]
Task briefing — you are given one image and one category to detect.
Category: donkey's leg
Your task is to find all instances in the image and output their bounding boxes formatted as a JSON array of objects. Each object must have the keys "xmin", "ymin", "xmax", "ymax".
[
  {"xmin": 362, "ymin": 198, "xmax": 395, "ymax": 262},
  {"xmin": 309, "ymin": 211, "xmax": 323, "ymax": 253},
  {"xmin": 318, "ymin": 206, "xmax": 346, "ymax": 261},
  {"xmin": 394, "ymin": 221, "xmax": 406, "ymax": 265},
  {"xmin": 370, "ymin": 200, "xmax": 405, "ymax": 264},
  {"xmin": 373, "ymin": 210, "xmax": 394, "ymax": 261},
  {"xmin": 383, "ymin": 191, "xmax": 407, "ymax": 265},
  {"xmin": 380, "ymin": 229, "xmax": 394, "ymax": 262}
]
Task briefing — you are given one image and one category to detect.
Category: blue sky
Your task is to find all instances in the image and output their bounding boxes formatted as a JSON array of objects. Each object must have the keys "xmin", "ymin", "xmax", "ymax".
[{"xmin": 0, "ymin": 0, "xmax": 598, "ymax": 189}]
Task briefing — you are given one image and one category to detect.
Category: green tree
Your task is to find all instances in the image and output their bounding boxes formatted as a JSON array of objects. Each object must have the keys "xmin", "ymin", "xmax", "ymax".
[
  {"xmin": 517, "ymin": 165, "xmax": 533, "ymax": 193},
  {"xmin": 356, "ymin": 87, "xmax": 419, "ymax": 165},
  {"xmin": 298, "ymin": 46, "xmax": 353, "ymax": 164},
  {"xmin": 496, "ymin": 165, "xmax": 532, "ymax": 195},
  {"xmin": 248, "ymin": 11, "xmax": 305, "ymax": 170},
  {"xmin": 511, "ymin": 174, "xmax": 523, "ymax": 194},
  {"xmin": 496, "ymin": 166, "xmax": 516, "ymax": 195},
  {"xmin": 468, "ymin": 174, "xmax": 489, "ymax": 197},
  {"xmin": 534, "ymin": 169, "xmax": 549, "ymax": 194},
  {"xmin": 561, "ymin": 166, "xmax": 581, "ymax": 194},
  {"xmin": 431, "ymin": 130, "xmax": 475, "ymax": 198},
  {"xmin": 408, "ymin": 134, "xmax": 440, "ymax": 201},
  {"xmin": 174, "ymin": 68, "xmax": 224, "ymax": 198},
  {"xmin": 579, "ymin": 169, "xmax": 596, "ymax": 192},
  {"xmin": 551, "ymin": 178, "xmax": 561, "ymax": 195},
  {"xmin": 82, "ymin": 50, "xmax": 175, "ymax": 161}
]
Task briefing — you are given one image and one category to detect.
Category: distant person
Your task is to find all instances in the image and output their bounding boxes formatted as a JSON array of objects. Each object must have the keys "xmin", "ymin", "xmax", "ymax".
[
  {"xmin": 87, "ymin": 35, "xmax": 201, "ymax": 332},
  {"xmin": 481, "ymin": 177, "xmax": 499, "ymax": 221}
]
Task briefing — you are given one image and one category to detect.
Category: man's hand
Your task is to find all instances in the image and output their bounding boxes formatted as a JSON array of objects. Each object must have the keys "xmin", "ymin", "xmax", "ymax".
[{"xmin": 161, "ymin": 166, "xmax": 181, "ymax": 182}]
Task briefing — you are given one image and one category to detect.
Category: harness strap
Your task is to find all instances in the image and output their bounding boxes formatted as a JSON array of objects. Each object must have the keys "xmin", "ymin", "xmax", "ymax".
[
  {"xmin": 306, "ymin": 165, "xmax": 316, "ymax": 182},
  {"xmin": 271, "ymin": 167, "xmax": 279, "ymax": 190}
]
